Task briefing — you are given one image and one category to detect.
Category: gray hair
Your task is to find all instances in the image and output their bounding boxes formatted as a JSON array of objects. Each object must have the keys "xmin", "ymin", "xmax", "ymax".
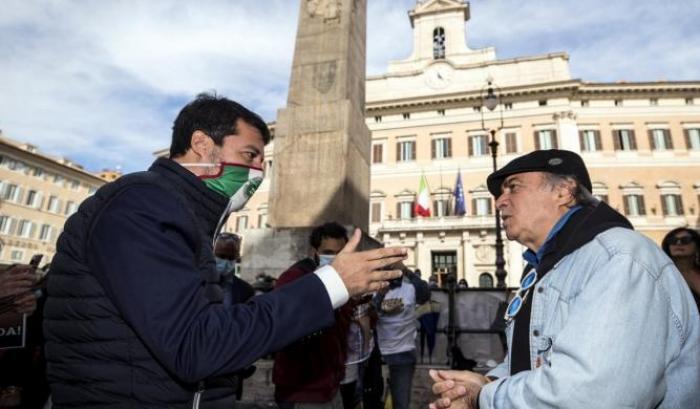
[{"xmin": 541, "ymin": 173, "xmax": 599, "ymax": 207}]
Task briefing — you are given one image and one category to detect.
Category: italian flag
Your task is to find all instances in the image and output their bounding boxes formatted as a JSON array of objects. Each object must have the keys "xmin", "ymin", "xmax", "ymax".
[{"xmin": 414, "ymin": 174, "xmax": 431, "ymax": 217}]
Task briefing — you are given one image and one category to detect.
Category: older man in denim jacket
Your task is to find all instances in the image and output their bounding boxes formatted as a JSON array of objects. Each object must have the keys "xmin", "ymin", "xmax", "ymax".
[{"xmin": 430, "ymin": 150, "xmax": 700, "ymax": 409}]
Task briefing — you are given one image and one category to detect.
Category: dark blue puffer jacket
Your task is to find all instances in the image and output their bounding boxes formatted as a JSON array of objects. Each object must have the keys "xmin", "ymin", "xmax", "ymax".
[{"xmin": 44, "ymin": 158, "xmax": 335, "ymax": 408}]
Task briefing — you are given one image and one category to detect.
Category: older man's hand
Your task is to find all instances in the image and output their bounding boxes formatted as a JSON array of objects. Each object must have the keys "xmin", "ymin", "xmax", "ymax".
[{"xmin": 429, "ymin": 369, "xmax": 490, "ymax": 409}]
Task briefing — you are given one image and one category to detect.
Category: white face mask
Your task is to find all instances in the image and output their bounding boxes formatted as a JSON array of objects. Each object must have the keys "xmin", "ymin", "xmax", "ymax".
[{"xmin": 318, "ymin": 254, "xmax": 336, "ymax": 267}]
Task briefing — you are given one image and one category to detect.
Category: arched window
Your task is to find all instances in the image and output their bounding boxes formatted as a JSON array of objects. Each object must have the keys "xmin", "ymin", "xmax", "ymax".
[
  {"xmin": 433, "ymin": 27, "xmax": 446, "ymax": 59},
  {"xmin": 479, "ymin": 273, "xmax": 494, "ymax": 288}
]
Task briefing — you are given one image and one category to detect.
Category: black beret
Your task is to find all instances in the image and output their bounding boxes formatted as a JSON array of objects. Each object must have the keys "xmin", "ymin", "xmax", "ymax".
[{"xmin": 487, "ymin": 149, "xmax": 592, "ymax": 197}]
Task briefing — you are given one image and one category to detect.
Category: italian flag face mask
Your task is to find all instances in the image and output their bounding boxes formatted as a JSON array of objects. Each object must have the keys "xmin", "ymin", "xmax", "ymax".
[
  {"xmin": 181, "ymin": 161, "xmax": 264, "ymax": 238},
  {"xmin": 199, "ymin": 162, "xmax": 264, "ymax": 207}
]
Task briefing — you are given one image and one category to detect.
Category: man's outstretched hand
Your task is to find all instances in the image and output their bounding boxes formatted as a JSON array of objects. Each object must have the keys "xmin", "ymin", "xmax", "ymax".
[{"xmin": 332, "ymin": 228, "xmax": 407, "ymax": 296}]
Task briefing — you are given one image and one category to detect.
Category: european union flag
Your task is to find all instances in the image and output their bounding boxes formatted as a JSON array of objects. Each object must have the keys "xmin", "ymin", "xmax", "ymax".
[{"xmin": 454, "ymin": 171, "xmax": 466, "ymax": 216}]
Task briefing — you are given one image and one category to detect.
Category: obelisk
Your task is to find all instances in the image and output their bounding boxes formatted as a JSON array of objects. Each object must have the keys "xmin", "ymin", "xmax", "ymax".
[
  {"xmin": 269, "ymin": 0, "xmax": 371, "ymax": 230},
  {"xmin": 240, "ymin": 0, "xmax": 372, "ymax": 280}
]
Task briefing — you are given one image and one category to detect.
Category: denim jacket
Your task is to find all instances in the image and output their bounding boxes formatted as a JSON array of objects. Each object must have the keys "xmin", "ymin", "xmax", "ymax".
[{"xmin": 481, "ymin": 227, "xmax": 700, "ymax": 408}]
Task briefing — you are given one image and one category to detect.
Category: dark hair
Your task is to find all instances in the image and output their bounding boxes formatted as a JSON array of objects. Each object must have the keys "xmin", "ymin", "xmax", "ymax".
[
  {"xmin": 309, "ymin": 222, "xmax": 348, "ymax": 249},
  {"xmin": 169, "ymin": 92, "xmax": 271, "ymax": 158},
  {"xmin": 216, "ymin": 232, "xmax": 241, "ymax": 245},
  {"xmin": 661, "ymin": 227, "xmax": 700, "ymax": 267}
]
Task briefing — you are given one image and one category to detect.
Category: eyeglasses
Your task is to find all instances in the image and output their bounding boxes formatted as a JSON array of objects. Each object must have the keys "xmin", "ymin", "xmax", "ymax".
[
  {"xmin": 670, "ymin": 236, "xmax": 693, "ymax": 245},
  {"xmin": 504, "ymin": 268, "xmax": 538, "ymax": 322}
]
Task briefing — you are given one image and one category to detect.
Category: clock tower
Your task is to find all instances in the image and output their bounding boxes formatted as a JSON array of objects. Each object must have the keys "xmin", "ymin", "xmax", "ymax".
[{"xmin": 386, "ymin": 0, "xmax": 496, "ymax": 75}]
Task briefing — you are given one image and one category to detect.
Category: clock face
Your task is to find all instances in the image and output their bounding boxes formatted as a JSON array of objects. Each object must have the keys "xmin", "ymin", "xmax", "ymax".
[{"xmin": 425, "ymin": 63, "xmax": 452, "ymax": 89}]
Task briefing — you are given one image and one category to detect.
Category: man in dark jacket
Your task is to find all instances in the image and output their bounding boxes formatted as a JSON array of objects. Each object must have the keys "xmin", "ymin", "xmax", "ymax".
[
  {"xmin": 43, "ymin": 93, "xmax": 406, "ymax": 408},
  {"xmin": 273, "ymin": 222, "xmax": 352, "ymax": 409}
]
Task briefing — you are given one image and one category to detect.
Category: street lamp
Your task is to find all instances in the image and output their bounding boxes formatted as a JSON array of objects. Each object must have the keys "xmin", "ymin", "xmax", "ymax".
[{"xmin": 480, "ymin": 77, "xmax": 508, "ymax": 288}]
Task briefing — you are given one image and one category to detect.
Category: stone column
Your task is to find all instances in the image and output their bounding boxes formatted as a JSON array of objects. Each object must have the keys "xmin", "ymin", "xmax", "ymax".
[
  {"xmin": 269, "ymin": 0, "xmax": 371, "ymax": 230},
  {"xmin": 241, "ymin": 0, "xmax": 372, "ymax": 280}
]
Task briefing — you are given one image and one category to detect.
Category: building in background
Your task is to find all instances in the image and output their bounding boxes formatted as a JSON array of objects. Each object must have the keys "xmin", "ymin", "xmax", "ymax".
[
  {"xmin": 238, "ymin": 0, "xmax": 700, "ymax": 287},
  {"xmin": 0, "ymin": 134, "xmax": 107, "ymax": 267}
]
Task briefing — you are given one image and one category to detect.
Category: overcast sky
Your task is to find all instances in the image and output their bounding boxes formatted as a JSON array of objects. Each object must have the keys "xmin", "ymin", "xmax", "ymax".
[{"xmin": 1, "ymin": 0, "xmax": 699, "ymax": 173}]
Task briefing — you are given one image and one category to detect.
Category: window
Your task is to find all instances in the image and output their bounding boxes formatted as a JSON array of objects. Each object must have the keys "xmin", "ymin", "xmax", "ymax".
[
  {"xmin": 33, "ymin": 167, "xmax": 44, "ymax": 177},
  {"xmin": 469, "ymin": 134, "xmax": 489, "ymax": 156},
  {"xmin": 65, "ymin": 201, "xmax": 78, "ymax": 216},
  {"xmin": 433, "ymin": 27, "xmax": 446, "ymax": 59},
  {"xmin": 479, "ymin": 273, "xmax": 494, "ymax": 288},
  {"xmin": 579, "ymin": 130, "xmax": 601, "ymax": 152},
  {"xmin": 25, "ymin": 190, "xmax": 37, "ymax": 207},
  {"xmin": 649, "ymin": 129, "xmax": 673, "ymax": 151},
  {"xmin": 437, "ymin": 109, "xmax": 445, "ymax": 116},
  {"xmin": 10, "ymin": 250, "xmax": 24, "ymax": 262},
  {"xmin": 473, "ymin": 106, "xmax": 481, "ymax": 112},
  {"xmin": 402, "ymin": 113, "xmax": 410, "ymax": 120},
  {"xmin": 432, "ymin": 138, "xmax": 452, "ymax": 159},
  {"xmin": 686, "ymin": 98, "xmax": 695, "ymax": 106},
  {"xmin": 661, "ymin": 194, "xmax": 683, "ymax": 216},
  {"xmin": 374, "ymin": 116, "xmax": 382, "ymax": 123},
  {"xmin": 70, "ymin": 179, "xmax": 80, "ymax": 190},
  {"xmin": 504, "ymin": 102, "xmax": 513, "ymax": 110},
  {"xmin": 594, "ymin": 194, "xmax": 609, "ymax": 204},
  {"xmin": 88, "ymin": 186, "xmax": 98, "ymax": 195},
  {"xmin": 581, "ymin": 100, "xmax": 589, "ymax": 107},
  {"xmin": 258, "ymin": 213, "xmax": 268, "ymax": 229},
  {"xmin": 235, "ymin": 215, "xmax": 248, "ymax": 232},
  {"xmin": 650, "ymin": 98, "xmax": 658, "ymax": 106},
  {"xmin": 535, "ymin": 130, "xmax": 558, "ymax": 150},
  {"xmin": 623, "ymin": 194, "xmax": 646, "ymax": 216},
  {"xmin": 0, "ymin": 216, "xmax": 13, "ymax": 234},
  {"xmin": 371, "ymin": 202, "xmax": 382, "ymax": 223},
  {"xmin": 505, "ymin": 132, "xmax": 517, "ymax": 154},
  {"xmin": 432, "ymin": 251, "xmax": 457, "ymax": 277},
  {"xmin": 372, "ymin": 144, "xmax": 384, "ymax": 164},
  {"xmin": 615, "ymin": 99, "xmax": 623, "ymax": 107},
  {"xmin": 684, "ymin": 128, "xmax": 700, "ymax": 150},
  {"xmin": 1, "ymin": 183, "xmax": 21, "ymax": 202},
  {"xmin": 53, "ymin": 174, "xmax": 65, "ymax": 185},
  {"xmin": 613, "ymin": 129, "xmax": 637, "ymax": 151},
  {"xmin": 18, "ymin": 220, "xmax": 34, "ymax": 238},
  {"xmin": 40, "ymin": 224, "xmax": 53, "ymax": 242},
  {"xmin": 396, "ymin": 140, "xmax": 416, "ymax": 162},
  {"xmin": 397, "ymin": 201, "xmax": 413, "ymax": 219},
  {"xmin": 433, "ymin": 199, "xmax": 450, "ymax": 217},
  {"xmin": 47, "ymin": 196, "xmax": 61, "ymax": 213},
  {"xmin": 538, "ymin": 99, "xmax": 548, "ymax": 106},
  {"xmin": 472, "ymin": 197, "xmax": 493, "ymax": 216}
]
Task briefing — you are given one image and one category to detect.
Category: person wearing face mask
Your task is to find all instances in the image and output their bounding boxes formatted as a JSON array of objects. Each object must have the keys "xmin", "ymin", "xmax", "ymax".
[
  {"xmin": 213, "ymin": 232, "xmax": 257, "ymax": 401},
  {"xmin": 43, "ymin": 93, "xmax": 407, "ymax": 409},
  {"xmin": 214, "ymin": 232, "xmax": 254, "ymax": 306},
  {"xmin": 273, "ymin": 222, "xmax": 355, "ymax": 409}
]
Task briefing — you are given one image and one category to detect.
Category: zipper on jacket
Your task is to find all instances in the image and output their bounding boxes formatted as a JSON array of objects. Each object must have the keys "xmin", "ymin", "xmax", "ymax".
[{"xmin": 192, "ymin": 382, "xmax": 205, "ymax": 409}]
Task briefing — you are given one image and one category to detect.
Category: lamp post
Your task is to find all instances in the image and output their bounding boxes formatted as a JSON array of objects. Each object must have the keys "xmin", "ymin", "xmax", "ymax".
[{"xmin": 480, "ymin": 77, "xmax": 508, "ymax": 288}]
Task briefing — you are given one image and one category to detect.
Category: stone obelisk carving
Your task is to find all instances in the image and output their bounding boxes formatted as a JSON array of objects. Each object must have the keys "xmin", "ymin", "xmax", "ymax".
[
  {"xmin": 240, "ymin": 0, "xmax": 371, "ymax": 280},
  {"xmin": 269, "ymin": 0, "xmax": 371, "ymax": 230}
]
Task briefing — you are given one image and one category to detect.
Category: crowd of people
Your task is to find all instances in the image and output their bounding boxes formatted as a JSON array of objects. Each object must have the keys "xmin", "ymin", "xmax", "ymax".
[{"xmin": 0, "ymin": 94, "xmax": 698, "ymax": 409}]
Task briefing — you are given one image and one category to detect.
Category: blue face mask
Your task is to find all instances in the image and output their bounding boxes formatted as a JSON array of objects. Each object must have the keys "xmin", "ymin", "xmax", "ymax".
[
  {"xmin": 318, "ymin": 254, "xmax": 336, "ymax": 267},
  {"xmin": 215, "ymin": 257, "xmax": 235, "ymax": 275}
]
